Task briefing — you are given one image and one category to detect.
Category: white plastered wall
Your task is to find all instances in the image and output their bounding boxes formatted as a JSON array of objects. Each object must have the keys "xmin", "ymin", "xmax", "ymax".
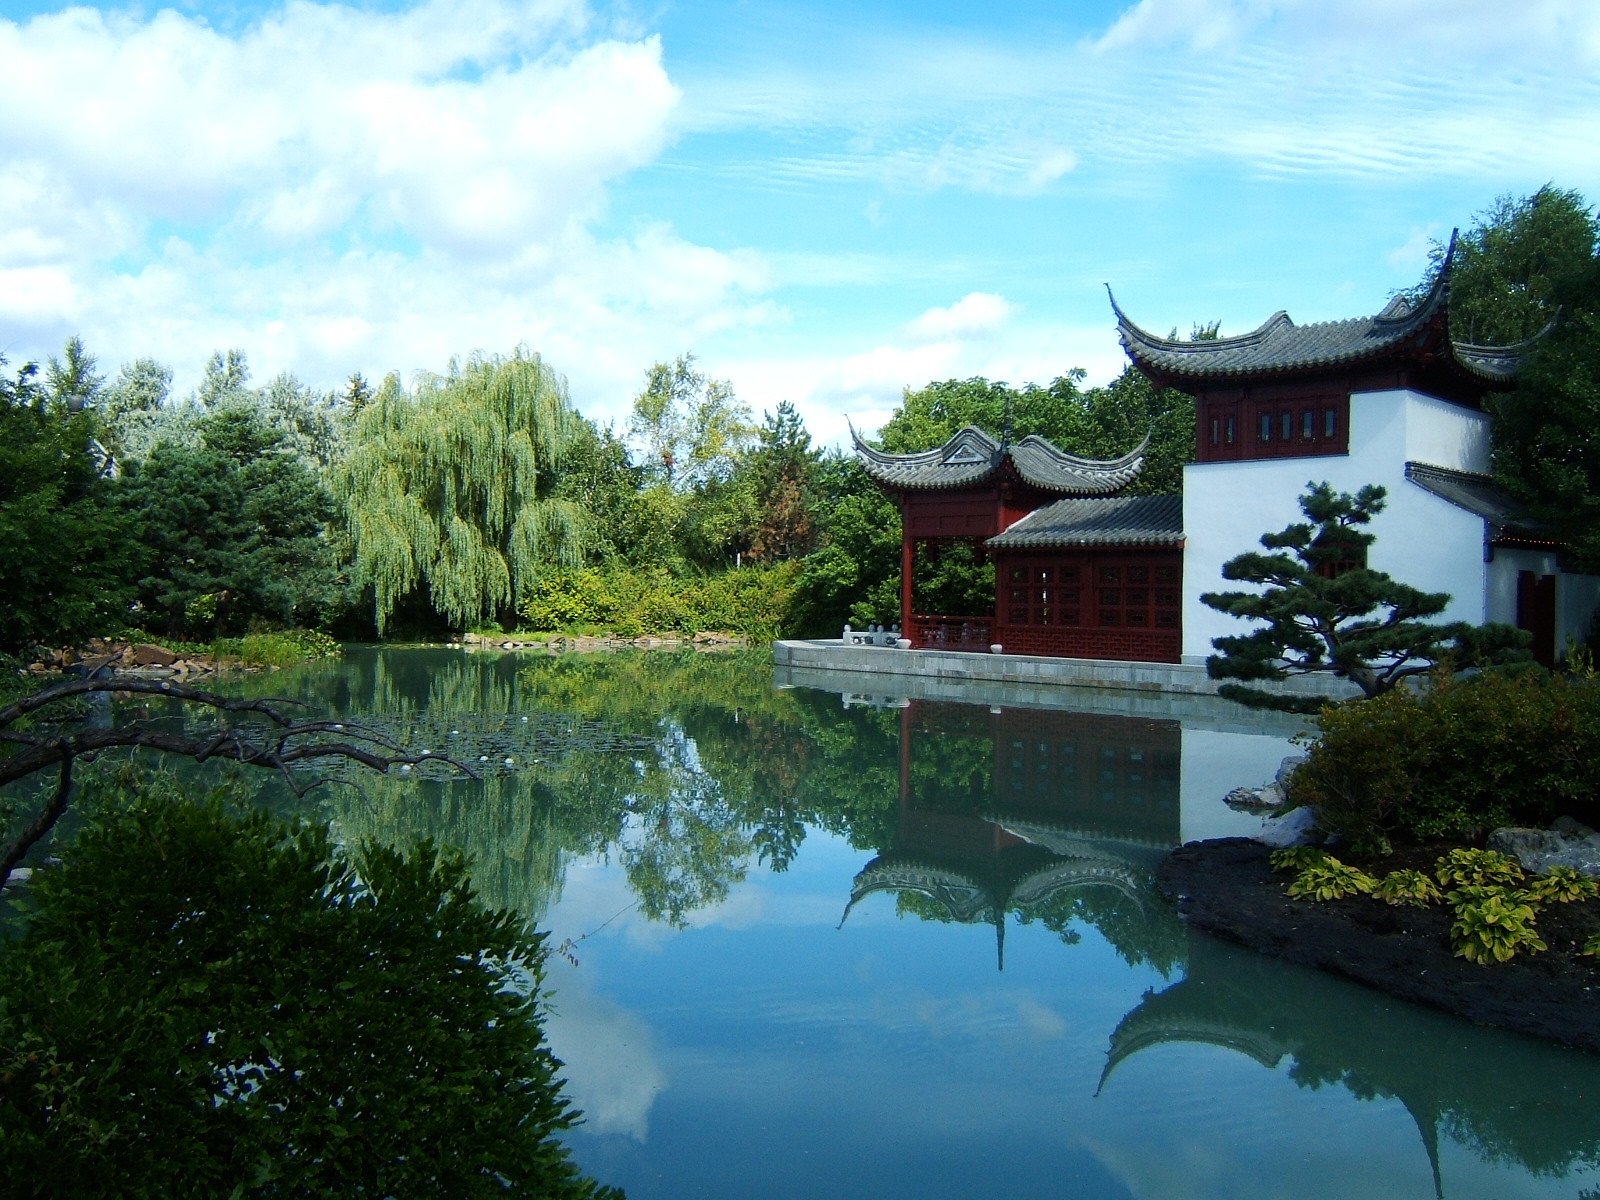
[{"xmin": 1181, "ymin": 389, "xmax": 1493, "ymax": 663}]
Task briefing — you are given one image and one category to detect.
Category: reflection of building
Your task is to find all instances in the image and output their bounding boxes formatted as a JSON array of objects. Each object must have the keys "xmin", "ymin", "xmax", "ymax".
[
  {"xmin": 1100, "ymin": 933, "xmax": 1600, "ymax": 1199},
  {"xmin": 838, "ymin": 700, "xmax": 1181, "ymax": 969}
]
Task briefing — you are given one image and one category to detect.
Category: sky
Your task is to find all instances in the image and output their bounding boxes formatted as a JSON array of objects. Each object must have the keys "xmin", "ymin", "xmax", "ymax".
[{"xmin": 3, "ymin": 0, "xmax": 1600, "ymax": 447}]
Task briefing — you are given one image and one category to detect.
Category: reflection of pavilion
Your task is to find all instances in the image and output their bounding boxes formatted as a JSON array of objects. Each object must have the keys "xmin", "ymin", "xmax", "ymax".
[
  {"xmin": 1099, "ymin": 933, "xmax": 1600, "ymax": 1199},
  {"xmin": 838, "ymin": 700, "xmax": 1181, "ymax": 969}
]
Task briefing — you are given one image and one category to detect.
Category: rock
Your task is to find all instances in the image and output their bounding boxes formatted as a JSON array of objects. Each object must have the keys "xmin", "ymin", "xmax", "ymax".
[
  {"xmin": 126, "ymin": 643, "xmax": 178, "ymax": 667},
  {"xmin": 1253, "ymin": 805, "xmax": 1319, "ymax": 848},
  {"xmin": 1488, "ymin": 827, "xmax": 1568, "ymax": 861},
  {"xmin": 1489, "ymin": 824, "xmax": 1600, "ymax": 877},
  {"xmin": 1274, "ymin": 753, "xmax": 1308, "ymax": 791},
  {"xmin": 1553, "ymin": 815, "xmax": 1599, "ymax": 840},
  {"xmin": 1224, "ymin": 784, "xmax": 1287, "ymax": 813}
]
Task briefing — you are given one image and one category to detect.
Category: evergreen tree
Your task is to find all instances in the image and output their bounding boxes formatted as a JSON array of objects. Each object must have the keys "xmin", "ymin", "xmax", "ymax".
[
  {"xmin": 1202, "ymin": 483, "xmax": 1530, "ymax": 712},
  {"xmin": 338, "ymin": 349, "xmax": 591, "ymax": 633},
  {"xmin": 115, "ymin": 401, "xmax": 339, "ymax": 634},
  {"xmin": 0, "ymin": 357, "xmax": 137, "ymax": 653},
  {"xmin": 747, "ymin": 400, "xmax": 821, "ymax": 562},
  {"xmin": 44, "ymin": 335, "xmax": 104, "ymax": 413},
  {"xmin": 99, "ymin": 356, "xmax": 175, "ymax": 466}
]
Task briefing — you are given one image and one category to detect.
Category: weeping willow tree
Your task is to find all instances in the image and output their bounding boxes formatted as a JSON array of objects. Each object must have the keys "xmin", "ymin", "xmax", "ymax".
[{"xmin": 338, "ymin": 350, "xmax": 591, "ymax": 633}]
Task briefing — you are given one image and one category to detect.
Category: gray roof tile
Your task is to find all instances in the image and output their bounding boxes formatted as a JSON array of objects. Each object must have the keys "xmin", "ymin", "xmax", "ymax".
[
  {"xmin": 986, "ymin": 495, "xmax": 1183, "ymax": 550},
  {"xmin": 1404, "ymin": 461, "xmax": 1547, "ymax": 538},
  {"xmin": 852, "ymin": 424, "xmax": 1146, "ymax": 494},
  {"xmin": 1109, "ymin": 235, "xmax": 1529, "ymax": 386}
]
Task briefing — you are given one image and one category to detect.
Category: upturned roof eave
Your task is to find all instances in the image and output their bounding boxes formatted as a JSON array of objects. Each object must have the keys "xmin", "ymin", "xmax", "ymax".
[
  {"xmin": 850, "ymin": 422, "xmax": 1149, "ymax": 494},
  {"xmin": 1104, "ymin": 231, "xmax": 1534, "ymax": 387}
]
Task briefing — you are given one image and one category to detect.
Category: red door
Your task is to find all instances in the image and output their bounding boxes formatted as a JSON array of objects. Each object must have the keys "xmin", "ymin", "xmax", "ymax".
[{"xmin": 1516, "ymin": 570, "xmax": 1557, "ymax": 668}]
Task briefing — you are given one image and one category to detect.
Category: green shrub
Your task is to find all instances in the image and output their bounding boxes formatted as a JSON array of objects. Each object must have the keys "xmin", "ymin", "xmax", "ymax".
[
  {"xmin": 0, "ymin": 777, "xmax": 619, "ymax": 1197},
  {"xmin": 1284, "ymin": 855, "xmax": 1378, "ymax": 901},
  {"xmin": 209, "ymin": 628, "xmax": 343, "ymax": 667},
  {"xmin": 1527, "ymin": 865, "xmax": 1600, "ymax": 904},
  {"xmin": 1448, "ymin": 885, "xmax": 1548, "ymax": 964},
  {"xmin": 1434, "ymin": 847, "xmax": 1526, "ymax": 889},
  {"xmin": 516, "ymin": 562, "xmax": 802, "ymax": 640},
  {"xmin": 1275, "ymin": 845, "xmax": 1586, "ymax": 967},
  {"xmin": 1290, "ymin": 669, "xmax": 1600, "ymax": 854}
]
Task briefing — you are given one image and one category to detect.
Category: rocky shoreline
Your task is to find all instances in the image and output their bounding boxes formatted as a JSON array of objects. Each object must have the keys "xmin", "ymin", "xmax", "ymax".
[
  {"xmin": 25, "ymin": 639, "xmax": 238, "ymax": 681},
  {"xmin": 1159, "ymin": 837, "xmax": 1600, "ymax": 1054}
]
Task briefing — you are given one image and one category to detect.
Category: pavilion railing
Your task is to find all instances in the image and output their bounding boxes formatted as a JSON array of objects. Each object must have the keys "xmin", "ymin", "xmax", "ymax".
[{"xmin": 910, "ymin": 615, "xmax": 994, "ymax": 650}]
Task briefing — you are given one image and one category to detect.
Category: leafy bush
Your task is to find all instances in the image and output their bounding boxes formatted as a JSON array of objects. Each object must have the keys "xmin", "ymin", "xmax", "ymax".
[
  {"xmin": 1373, "ymin": 868, "xmax": 1442, "ymax": 907},
  {"xmin": 1435, "ymin": 847, "xmax": 1526, "ymax": 889},
  {"xmin": 1282, "ymin": 854, "xmax": 1377, "ymax": 901},
  {"xmin": 210, "ymin": 628, "xmax": 343, "ymax": 667},
  {"xmin": 1269, "ymin": 846, "xmax": 1594, "ymax": 966},
  {"xmin": 1290, "ymin": 669, "xmax": 1600, "ymax": 855},
  {"xmin": 0, "ymin": 777, "xmax": 619, "ymax": 1198},
  {"xmin": 1527, "ymin": 865, "xmax": 1600, "ymax": 904},
  {"xmin": 516, "ymin": 562, "xmax": 802, "ymax": 640}
]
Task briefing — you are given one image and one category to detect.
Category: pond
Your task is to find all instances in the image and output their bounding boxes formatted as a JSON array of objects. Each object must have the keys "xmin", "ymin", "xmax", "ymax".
[{"xmin": 178, "ymin": 648, "xmax": 1600, "ymax": 1198}]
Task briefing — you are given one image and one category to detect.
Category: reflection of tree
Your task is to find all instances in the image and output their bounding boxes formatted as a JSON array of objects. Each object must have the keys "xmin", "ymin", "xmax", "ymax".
[
  {"xmin": 183, "ymin": 648, "xmax": 1195, "ymax": 955},
  {"xmin": 190, "ymin": 648, "xmax": 904, "ymax": 929},
  {"xmin": 1102, "ymin": 934, "xmax": 1600, "ymax": 1195}
]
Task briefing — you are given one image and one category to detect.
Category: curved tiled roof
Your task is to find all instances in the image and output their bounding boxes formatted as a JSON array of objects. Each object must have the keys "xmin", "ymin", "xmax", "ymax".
[
  {"xmin": 851, "ymin": 423, "xmax": 1147, "ymax": 494},
  {"xmin": 1404, "ymin": 461, "xmax": 1551, "ymax": 541},
  {"xmin": 986, "ymin": 494, "xmax": 1183, "ymax": 550},
  {"xmin": 1109, "ymin": 231, "xmax": 1534, "ymax": 387}
]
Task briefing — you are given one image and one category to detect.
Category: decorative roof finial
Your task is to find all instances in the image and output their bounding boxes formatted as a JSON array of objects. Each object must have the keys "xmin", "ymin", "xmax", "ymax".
[{"xmin": 1002, "ymin": 394, "xmax": 1013, "ymax": 452}]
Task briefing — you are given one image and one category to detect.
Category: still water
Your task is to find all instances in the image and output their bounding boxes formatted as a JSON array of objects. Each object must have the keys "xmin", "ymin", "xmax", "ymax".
[{"xmin": 215, "ymin": 647, "xmax": 1600, "ymax": 1199}]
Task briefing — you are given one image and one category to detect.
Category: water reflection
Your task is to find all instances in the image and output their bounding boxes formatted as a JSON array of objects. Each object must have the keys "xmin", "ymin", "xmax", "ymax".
[
  {"xmin": 838, "ymin": 701, "xmax": 1184, "ymax": 974},
  {"xmin": 160, "ymin": 648, "xmax": 1600, "ymax": 1199},
  {"xmin": 1103, "ymin": 933, "xmax": 1600, "ymax": 1197}
]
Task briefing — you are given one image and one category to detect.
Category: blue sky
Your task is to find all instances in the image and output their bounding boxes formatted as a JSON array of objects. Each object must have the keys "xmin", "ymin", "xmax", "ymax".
[{"xmin": 3, "ymin": 0, "xmax": 1598, "ymax": 445}]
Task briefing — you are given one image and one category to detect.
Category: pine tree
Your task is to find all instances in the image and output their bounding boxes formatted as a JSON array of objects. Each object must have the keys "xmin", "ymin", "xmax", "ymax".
[{"xmin": 1202, "ymin": 483, "xmax": 1529, "ymax": 712}]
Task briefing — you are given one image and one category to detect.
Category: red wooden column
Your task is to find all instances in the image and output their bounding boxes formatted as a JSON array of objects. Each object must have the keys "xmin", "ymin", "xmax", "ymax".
[{"xmin": 901, "ymin": 535, "xmax": 915, "ymax": 643}]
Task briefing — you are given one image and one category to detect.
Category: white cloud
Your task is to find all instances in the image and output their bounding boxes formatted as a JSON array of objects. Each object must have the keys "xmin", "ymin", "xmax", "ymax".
[
  {"xmin": 1386, "ymin": 226, "xmax": 1442, "ymax": 273},
  {"xmin": 0, "ymin": 2, "xmax": 796, "ymax": 420},
  {"xmin": 906, "ymin": 292, "xmax": 1015, "ymax": 341}
]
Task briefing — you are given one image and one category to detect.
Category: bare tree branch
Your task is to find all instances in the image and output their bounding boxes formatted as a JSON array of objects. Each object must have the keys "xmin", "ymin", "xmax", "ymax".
[{"xmin": 1, "ymin": 677, "xmax": 477, "ymax": 888}]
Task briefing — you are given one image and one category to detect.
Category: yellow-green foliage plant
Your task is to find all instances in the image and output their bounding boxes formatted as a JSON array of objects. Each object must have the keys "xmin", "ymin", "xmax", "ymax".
[
  {"xmin": 1526, "ymin": 865, "xmax": 1600, "ymax": 904},
  {"xmin": 1284, "ymin": 855, "xmax": 1378, "ymax": 902},
  {"xmin": 1447, "ymin": 885, "xmax": 1548, "ymax": 964},
  {"xmin": 1435, "ymin": 847, "xmax": 1525, "ymax": 889},
  {"xmin": 1270, "ymin": 845, "xmax": 1598, "ymax": 965},
  {"xmin": 1373, "ymin": 868, "xmax": 1442, "ymax": 907}
]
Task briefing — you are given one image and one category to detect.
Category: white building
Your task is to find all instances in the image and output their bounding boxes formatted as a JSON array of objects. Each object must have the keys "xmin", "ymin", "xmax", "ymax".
[{"xmin": 1112, "ymin": 252, "xmax": 1600, "ymax": 669}]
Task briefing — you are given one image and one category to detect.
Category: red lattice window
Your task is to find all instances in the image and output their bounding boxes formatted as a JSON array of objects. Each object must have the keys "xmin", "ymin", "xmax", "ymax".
[{"xmin": 992, "ymin": 550, "xmax": 1182, "ymax": 662}]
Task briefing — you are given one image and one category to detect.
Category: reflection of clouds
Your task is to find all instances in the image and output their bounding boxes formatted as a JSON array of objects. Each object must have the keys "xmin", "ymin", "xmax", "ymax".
[
  {"xmin": 1015, "ymin": 996, "xmax": 1067, "ymax": 1040},
  {"xmin": 545, "ymin": 976, "xmax": 666, "ymax": 1143},
  {"xmin": 548, "ymin": 849, "xmax": 853, "ymax": 946}
]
